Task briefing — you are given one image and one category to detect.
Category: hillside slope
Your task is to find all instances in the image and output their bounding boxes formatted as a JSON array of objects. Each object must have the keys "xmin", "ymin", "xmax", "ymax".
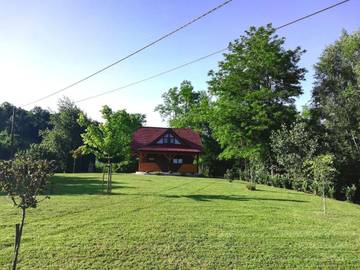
[{"xmin": 1, "ymin": 173, "xmax": 360, "ymax": 269}]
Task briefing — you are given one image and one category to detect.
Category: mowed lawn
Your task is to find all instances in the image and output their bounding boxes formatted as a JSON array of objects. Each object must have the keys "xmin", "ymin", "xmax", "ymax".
[{"xmin": 1, "ymin": 174, "xmax": 360, "ymax": 269}]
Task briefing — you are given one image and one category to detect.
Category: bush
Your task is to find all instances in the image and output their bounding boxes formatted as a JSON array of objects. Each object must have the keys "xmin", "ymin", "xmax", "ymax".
[
  {"xmin": 269, "ymin": 174, "xmax": 281, "ymax": 187},
  {"xmin": 246, "ymin": 182, "xmax": 256, "ymax": 191},
  {"xmin": 279, "ymin": 174, "xmax": 291, "ymax": 189},
  {"xmin": 328, "ymin": 185, "xmax": 336, "ymax": 199},
  {"xmin": 344, "ymin": 184, "xmax": 357, "ymax": 202},
  {"xmin": 224, "ymin": 169, "xmax": 235, "ymax": 182}
]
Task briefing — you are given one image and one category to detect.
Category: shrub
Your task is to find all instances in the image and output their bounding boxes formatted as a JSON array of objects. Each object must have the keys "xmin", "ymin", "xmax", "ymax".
[
  {"xmin": 344, "ymin": 184, "xmax": 357, "ymax": 202},
  {"xmin": 291, "ymin": 177, "xmax": 303, "ymax": 191},
  {"xmin": 224, "ymin": 169, "xmax": 235, "ymax": 182},
  {"xmin": 279, "ymin": 174, "xmax": 291, "ymax": 189},
  {"xmin": 269, "ymin": 174, "xmax": 281, "ymax": 187},
  {"xmin": 328, "ymin": 185, "xmax": 336, "ymax": 199},
  {"xmin": 246, "ymin": 182, "xmax": 256, "ymax": 191}
]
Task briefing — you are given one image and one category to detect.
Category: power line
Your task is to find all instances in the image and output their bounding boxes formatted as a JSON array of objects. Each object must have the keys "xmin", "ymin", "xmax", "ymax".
[
  {"xmin": 74, "ymin": 0, "xmax": 350, "ymax": 104},
  {"xmin": 21, "ymin": 0, "xmax": 233, "ymax": 107},
  {"xmin": 75, "ymin": 49, "xmax": 227, "ymax": 103},
  {"xmin": 275, "ymin": 0, "xmax": 350, "ymax": 31}
]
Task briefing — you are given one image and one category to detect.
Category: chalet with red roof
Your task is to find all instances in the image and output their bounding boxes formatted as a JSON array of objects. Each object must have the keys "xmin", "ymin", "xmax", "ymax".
[{"xmin": 131, "ymin": 127, "xmax": 203, "ymax": 174}]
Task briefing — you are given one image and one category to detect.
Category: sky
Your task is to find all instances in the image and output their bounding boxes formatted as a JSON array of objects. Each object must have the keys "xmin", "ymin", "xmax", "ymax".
[{"xmin": 0, "ymin": 0, "xmax": 359, "ymax": 126}]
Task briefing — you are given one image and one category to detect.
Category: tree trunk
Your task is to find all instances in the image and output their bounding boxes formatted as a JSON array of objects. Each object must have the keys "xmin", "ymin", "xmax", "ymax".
[
  {"xmin": 109, "ymin": 162, "xmax": 112, "ymax": 193},
  {"xmin": 102, "ymin": 165, "xmax": 106, "ymax": 194},
  {"xmin": 12, "ymin": 207, "xmax": 26, "ymax": 270},
  {"xmin": 72, "ymin": 157, "xmax": 76, "ymax": 173},
  {"xmin": 107, "ymin": 157, "xmax": 112, "ymax": 194},
  {"xmin": 323, "ymin": 179, "xmax": 327, "ymax": 214}
]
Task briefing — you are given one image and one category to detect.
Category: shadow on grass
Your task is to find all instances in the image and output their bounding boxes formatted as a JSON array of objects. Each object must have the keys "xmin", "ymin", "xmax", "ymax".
[
  {"xmin": 50, "ymin": 175, "xmax": 134, "ymax": 195},
  {"xmin": 160, "ymin": 194, "xmax": 307, "ymax": 203}
]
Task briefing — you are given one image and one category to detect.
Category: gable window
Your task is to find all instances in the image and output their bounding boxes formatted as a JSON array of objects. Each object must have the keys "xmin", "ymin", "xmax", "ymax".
[
  {"xmin": 173, "ymin": 158, "xmax": 183, "ymax": 164},
  {"xmin": 156, "ymin": 132, "xmax": 181, "ymax": 145}
]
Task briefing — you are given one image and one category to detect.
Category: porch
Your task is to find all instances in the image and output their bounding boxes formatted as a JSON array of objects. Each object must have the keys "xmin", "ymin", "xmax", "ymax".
[{"xmin": 138, "ymin": 151, "xmax": 199, "ymax": 174}]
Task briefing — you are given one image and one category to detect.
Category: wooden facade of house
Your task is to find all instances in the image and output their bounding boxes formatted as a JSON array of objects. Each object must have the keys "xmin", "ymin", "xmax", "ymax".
[{"xmin": 131, "ymin": 127, "xmax": 203, "ymax": 174}]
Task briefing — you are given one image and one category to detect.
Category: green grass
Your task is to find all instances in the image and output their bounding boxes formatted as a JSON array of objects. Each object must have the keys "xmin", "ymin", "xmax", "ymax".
[{"xmin": 1, "ymin": 173, "xmax": 360, "ymax": 269}]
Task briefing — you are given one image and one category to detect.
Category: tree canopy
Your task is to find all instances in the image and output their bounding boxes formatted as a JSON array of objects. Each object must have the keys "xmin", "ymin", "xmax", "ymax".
[
  {"xmin": 40, "ymin": 97, "xmax": 91, "ymax": 172},
  {"xmin": 208, "ymin": 25, "xmax": 306, "ymax": 163},
  {"xmin": 78, "ymin": 105, "xmax": 145, "ymax": 161}
]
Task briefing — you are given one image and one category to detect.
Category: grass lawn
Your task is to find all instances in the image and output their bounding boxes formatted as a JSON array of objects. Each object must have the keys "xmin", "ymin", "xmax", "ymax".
[{"xmin": 1, "ymin": 173, "xmax": 360, "ymax": 269}]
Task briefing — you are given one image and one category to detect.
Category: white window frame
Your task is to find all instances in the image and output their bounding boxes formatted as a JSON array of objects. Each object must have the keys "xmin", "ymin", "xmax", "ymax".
[{"xmin": 173, "ymin": 158, "xmax": 183, "ymax": 164}]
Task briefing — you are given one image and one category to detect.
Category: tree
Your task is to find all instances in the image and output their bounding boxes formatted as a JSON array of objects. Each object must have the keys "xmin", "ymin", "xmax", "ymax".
[
  {"xmin": 155, "ymin": 80, "xmax": 203, "ymax": 127},
  {"xmin": 311, "ymin": 29, "xmax": 360, "ymax": 199},
  {"xmin": 0, "ymin": 154, "xmax": 54, "ymax": 270},
  {"xmin": 270, "ymin": 122, "xmax": 318, "ymax": 189},
  {"xmin": 78, "ymin": 106, "xmax": 145, "ymax": 193},
  {"xmin": 305, "ymin": 154, "xmax": 336, "ymax": 213},
  {"xmin": 208, "ymin": 25, "xmax": 306, "ymax": 169},
  {"xmin": 40, "ymin": 97, "xmax": 92, "ymax": 172},
  {"xmin": 155, "ymin": 81, "xmax": 232, "ymax": 176}
]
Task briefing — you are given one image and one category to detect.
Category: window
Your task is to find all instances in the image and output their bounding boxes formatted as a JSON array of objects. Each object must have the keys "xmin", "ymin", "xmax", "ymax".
[
  {"xmin": 146, "ymin": 154, "xmax": 156, "ymax": 162},
  {"xmin": 173, "ymin": 158, "xmax": 183, "ymax": 164},
  {"xmin": 156, "ymin": 133, "xmax": 181, "ymax": 145}
]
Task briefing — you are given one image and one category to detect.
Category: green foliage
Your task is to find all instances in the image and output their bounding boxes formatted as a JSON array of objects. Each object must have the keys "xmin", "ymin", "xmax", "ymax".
[
  {"xmin": 0, "ymin": 153, "xmax": 54, "ymax": 269},
  {"xmin": 78, "ymin": 105, "xmax": 144, "ymax": 193},
  {"xmin": 24, "ymin": 143, "xmax": 55, "ymax": 161},
  {"xmin": 0, "ymin": 103, "xmax": 51, "ymax": 159},
  {"xmin": 224, "ymin": 168, "xmax": 235, "ymax": 181},
  {"xmin": 311, "ymin": 29, "xmax": 360, "ymax": 200},
  {"xmin": 270, "ymin": 122, "xmax": 318, "ymax": 186},
  {"xmin": 305, "ymin": 154, "xmax": 337, "ymax": 212},
  {"xmin": 344, "ymin": 184, "xmax": 357, "ymax": 202},
  {"xmin": 78, "ymin": 105, "xmax": 145, "ymax": 161},
  {"xmin": 155, "ymin": 80, "xmax": 203, "ymax": 127},
  {"xmin": 0, "ymin": 154, "xmax": 55, "ymax": 209},
  {"xmin": 155, "ymin": 80, "xmax": 231, "ymax": 177},
  {"xmin": 40, "ymin": 97, "xmax": 88, "ymax": 171},
  {"xmin": 246, "ymin": 182, "xmax": 256, "ymax": 191},
  {"xmin": 209, "ymin": 24, "xmax": 306, "ymax": 162}
]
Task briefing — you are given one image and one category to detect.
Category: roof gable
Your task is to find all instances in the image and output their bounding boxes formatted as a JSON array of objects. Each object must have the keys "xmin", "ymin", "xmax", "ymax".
[
  {"xmin": 131, "ymin": 127, "xmax": 203, "ymax": 152},
  {"xmin": 153, "ymin": 130, "xmax": 182, "ymax": 145}
]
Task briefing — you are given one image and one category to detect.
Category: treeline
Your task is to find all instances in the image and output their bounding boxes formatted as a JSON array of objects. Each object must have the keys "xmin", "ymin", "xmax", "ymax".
[
  {"xmin": 0, "ymin": 98, "xmax": 144, "ymax": 173},
  {"xmin": 155, "ymin": 25, "xmax": 360, "ymax": 202}
]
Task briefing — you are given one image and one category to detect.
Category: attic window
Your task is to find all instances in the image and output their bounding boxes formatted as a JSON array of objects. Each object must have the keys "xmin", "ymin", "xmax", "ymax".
[{"xmin": 156, "ymin": 132, "xmax": 181, "ymax": 144}]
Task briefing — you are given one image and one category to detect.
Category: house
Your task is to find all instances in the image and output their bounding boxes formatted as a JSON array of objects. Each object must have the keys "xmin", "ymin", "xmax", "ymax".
[{"xmin": 131, "ymin": 127, "xmax": 203, "ymax": 174}]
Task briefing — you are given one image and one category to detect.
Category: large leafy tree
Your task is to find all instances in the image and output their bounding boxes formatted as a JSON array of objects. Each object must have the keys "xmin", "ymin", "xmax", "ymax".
[
  {"xmin": 40, "ymin": 97, "xmax": 89, "ymax": 172},
  {"xmin": 311, "ymin": 29, "xmax": 360, "ymax": 197},
  {"xmin": 155, "ymin": 80, "xmax": 203, "ymax": 128},
  {"xmin": 155, "ymin": 81, "xmax": 232, "ymax": 176},
  {"xmin": 208, "ymin": 25, "xmax": 306, "ymax": 167},
  {"xmin": 78, "ymin": 106, "xmax": 145, "ymax": 193}
]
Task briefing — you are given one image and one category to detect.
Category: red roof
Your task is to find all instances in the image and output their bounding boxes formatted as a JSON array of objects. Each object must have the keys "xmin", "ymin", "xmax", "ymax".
[{"xmin": 132, "ymin": 127, "xmax": 203, "ymax": 153}]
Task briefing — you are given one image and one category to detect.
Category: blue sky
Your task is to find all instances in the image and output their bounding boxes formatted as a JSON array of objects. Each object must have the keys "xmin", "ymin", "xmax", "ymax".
[{"xmin": 0, "ymin": 0, "xmax": 359, "ymax": 126}]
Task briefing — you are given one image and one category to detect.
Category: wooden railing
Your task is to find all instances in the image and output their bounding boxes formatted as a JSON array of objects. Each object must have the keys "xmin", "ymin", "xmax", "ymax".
[
  {"xmin": 178, "ymin": 164, "xmax": 197, "ymax": 174},
  {"xmin": 139, "ymin": 162, "xmax": 161, "ymax": 172}
]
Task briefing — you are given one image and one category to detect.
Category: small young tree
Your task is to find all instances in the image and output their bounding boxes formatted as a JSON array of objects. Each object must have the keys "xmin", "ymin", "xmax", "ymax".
[
  {"xmin": 77, "ymin": 106, "xmax": 145, "ymax": 193},
  {"xmin": 305, "ymin": 154, "xmax": 336, "ymax": 213},
  {"xmin": 0, "ymin": 154, "xmax": 54, "ymax": 270}
]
